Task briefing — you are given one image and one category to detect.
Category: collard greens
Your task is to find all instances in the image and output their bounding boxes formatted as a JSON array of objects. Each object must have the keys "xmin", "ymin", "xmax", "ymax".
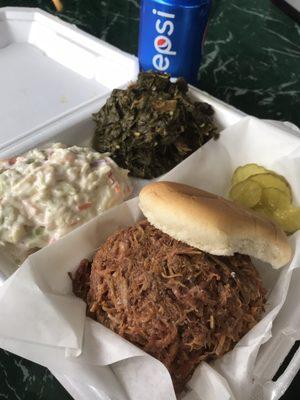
[{"xmin": 93, "ymin": 72, "xmax": 218, "ymax": 179}]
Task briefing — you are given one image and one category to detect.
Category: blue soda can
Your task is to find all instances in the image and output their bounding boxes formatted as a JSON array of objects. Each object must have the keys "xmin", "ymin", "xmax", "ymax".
[{"xmin": 138, "ymin": 0, "xmax": 212, "ymax": 83}]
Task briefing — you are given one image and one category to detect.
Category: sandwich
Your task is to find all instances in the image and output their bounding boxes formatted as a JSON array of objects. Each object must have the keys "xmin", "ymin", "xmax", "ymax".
[{"xmin": 71, "ymin": 181, "xmax": 292, "ymax": 393}]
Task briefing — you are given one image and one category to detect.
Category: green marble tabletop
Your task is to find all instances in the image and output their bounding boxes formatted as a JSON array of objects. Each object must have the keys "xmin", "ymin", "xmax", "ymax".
[{"xmin": 0, "ymin": 0, "xmax": 299, "ymax": 399}]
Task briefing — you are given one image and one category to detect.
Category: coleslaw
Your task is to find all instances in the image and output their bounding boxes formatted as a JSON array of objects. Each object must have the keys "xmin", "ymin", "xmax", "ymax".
[{"xmin": 0, "ymin": 143, "xmax": 132, "ymax": 263}]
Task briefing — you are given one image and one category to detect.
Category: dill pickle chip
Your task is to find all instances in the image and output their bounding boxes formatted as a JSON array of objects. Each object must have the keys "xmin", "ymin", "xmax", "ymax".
[
  {"xmin": 268, "ymin": 171, "xmax": 291, "ymax": 188},
  {"xmin": 229, "ymin": 180, "xmax": 262, "ymax": 208},
  {"xmin": 253, "ymin": 205, "xmax": 274, "ymax": 218},
  {"xmin": 231, "ymin": 164, "xmax": 268, "ymax": 186},
  {"xmin": 230, "ymin": 164, "xmax": 299, "ymax": 233},
  {"xmin": 273, "ymin": 207, "xmax": 300, "ymax": 234},
  {"xmin": 249, "ymin": 173, "xmax": 292, "ymax": 201},
  {"xmin": 260, "ymin": 187, "xmax": 291, "ymax": 211}
]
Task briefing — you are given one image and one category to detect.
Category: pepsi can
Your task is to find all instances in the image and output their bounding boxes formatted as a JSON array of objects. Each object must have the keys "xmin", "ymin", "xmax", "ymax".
[{"xmin": 138, "ymin": 0, "xmax": 212, "ymax": 83}]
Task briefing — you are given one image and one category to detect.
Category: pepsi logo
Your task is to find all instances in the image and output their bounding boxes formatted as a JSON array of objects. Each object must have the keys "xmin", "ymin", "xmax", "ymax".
[
  {"xmin": 152, "ymin": 9, "xmax": 177, "ymax": 72},
  {"xmin": 157, "ymin": 38, "xmax": 166, "ymax": 47}
]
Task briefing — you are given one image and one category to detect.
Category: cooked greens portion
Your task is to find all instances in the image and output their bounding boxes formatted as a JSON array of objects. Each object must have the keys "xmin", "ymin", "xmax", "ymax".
[{"xmin": 93, "ymin": 72, "xmax": 218, "ymax": 179}]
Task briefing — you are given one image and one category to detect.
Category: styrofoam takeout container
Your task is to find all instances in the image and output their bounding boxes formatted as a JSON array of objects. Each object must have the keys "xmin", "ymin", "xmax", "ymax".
[{"xmin": 0, "ymin": 7, "xmax": 298, "ymax": 400}]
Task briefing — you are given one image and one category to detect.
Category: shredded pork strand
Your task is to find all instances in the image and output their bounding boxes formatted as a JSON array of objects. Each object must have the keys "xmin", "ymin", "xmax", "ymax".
[{"xmin": 71, "ymin": 220, "xmax": 266, "ymax": 393}]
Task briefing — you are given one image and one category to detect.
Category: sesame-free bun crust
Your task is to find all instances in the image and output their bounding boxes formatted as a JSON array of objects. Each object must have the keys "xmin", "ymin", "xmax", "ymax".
[{"xmin": 139, "ymin": 181, "xmax": 292, "ymax": 269}]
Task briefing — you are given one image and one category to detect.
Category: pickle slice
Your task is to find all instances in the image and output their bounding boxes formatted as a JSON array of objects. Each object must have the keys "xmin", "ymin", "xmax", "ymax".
[
  {"xmin": 229, "ymin": 180, "xmax": 262, "ymax": 208},
  {"xmin": 253, "ymin": 205, "xmax": 273, "ymax": 219},
  {"xmin": 260, "ymin": 187, "xmax": 291, "ymax": 211},
  {"xmin": 231, "ymin": 164, "xmax": 268, "ymax": 186},
  {"xmin": 273, "ymin": 207, "xmax": 300, "ymax": 234},
  {"xmin": 230, "ymin": 164, "xmax": 298, "ymax": 233},
  {"xmin": 269, "ymin": 171, "xmax": 292, "ymax": 188},
  {"xmin": 249, "ymin": 173, "xmax": 292, "ymax": 201}
]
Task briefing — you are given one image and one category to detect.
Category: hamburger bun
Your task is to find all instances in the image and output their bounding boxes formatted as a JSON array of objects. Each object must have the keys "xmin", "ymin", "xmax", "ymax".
[{"xmin": 139, "ymin": 181, "xmax": 292, "ymax": 269}]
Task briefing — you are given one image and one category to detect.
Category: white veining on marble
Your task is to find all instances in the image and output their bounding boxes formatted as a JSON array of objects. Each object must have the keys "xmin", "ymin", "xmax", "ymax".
[
  {"xmin": 264, "ymin": 27, "xmax": 300, "ymax": 48},
  {"xmin": 101, "ymin": 13, "xmax": 121, "ymax": 40},
  {"xmin": 231, "ymin": 3, "xmax": 284, "ymax": 23},
  {"xmin": 127, "ymin": 0, "xmax": 139, "ymax": 8},
  {"xmin": 14, "ymin": 360, "xmax": 31, "ymax": 383},
  {"xmin": 206, "ymin": 31, "xmax": 234, "ymax": 45},
  {"xmin": 0, "ymin": 359, "xmax": 22, "ymax": 400},
  {"xmin": 199, "ymin": 46, "xmax": 219, "ymax": 71},
  {"xmin": 212, "ymin": 57, "xmax": 235, "ymax": 81},
  {"xmin": 262, "ymin": 47, "xmax": 300, "ymax": 58}
]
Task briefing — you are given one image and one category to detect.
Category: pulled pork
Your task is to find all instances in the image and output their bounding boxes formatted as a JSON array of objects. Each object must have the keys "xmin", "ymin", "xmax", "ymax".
[{"xmin": 71, "ymin": 220, "xmax": 266, "ymax": 393}]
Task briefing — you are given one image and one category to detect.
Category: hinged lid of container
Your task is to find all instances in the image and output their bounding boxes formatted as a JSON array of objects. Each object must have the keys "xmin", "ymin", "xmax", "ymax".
[{"xmin": 0, "ymin": 7, "xmax": 139, "ymax": 153}]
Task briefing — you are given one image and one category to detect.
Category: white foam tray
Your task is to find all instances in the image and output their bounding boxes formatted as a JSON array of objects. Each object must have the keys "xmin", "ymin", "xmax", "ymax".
[{"xmin": 0, "ymin": 7, "xmax": 298, "ymax": 400}]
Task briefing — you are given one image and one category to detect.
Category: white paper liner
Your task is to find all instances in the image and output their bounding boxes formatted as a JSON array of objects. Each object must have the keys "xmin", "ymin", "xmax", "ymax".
[{"xmin": 0, "ymin": 116, "xmax": 299, "ymax": 400}]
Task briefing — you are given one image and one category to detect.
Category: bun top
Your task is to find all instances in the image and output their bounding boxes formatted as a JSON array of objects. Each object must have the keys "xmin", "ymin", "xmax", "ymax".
[{"xmin": 139, "ymin": 181, "xmax": 292, "ymax": 269}]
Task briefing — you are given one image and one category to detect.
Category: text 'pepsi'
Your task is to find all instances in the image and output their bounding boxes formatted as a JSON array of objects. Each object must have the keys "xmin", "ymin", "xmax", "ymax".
[{"xmin": 138, "ymin": 0, "xmax": 212, "ymax": 83}]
